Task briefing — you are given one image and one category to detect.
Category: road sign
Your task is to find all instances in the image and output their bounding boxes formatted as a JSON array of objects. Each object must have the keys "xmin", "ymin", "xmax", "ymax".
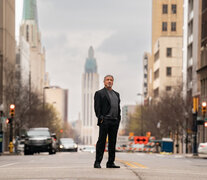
[{"xmin": 134, "ymin": 136, "xmax": 149, "ymax": 145}]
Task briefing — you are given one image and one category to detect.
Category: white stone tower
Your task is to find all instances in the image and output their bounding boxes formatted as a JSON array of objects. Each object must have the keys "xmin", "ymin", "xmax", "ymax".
[{"xmin": 81, "ymin": 46, "xmax": 99, "ymax": 145}]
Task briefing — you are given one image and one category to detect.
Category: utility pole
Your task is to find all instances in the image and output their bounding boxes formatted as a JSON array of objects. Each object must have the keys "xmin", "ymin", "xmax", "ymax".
[{"xmin": 9, "ymin": 104, "xmax": 15, "ymax": 153}]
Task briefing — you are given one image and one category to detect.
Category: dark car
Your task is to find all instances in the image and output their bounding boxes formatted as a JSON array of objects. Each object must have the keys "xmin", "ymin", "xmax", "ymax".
[
  {"xmin": 59, "ymin": 138, "xmax": 78, "ymax": 152},
  {"xmin": 24, "ymin": 128, "xmax": 56, "ymax": 155}
]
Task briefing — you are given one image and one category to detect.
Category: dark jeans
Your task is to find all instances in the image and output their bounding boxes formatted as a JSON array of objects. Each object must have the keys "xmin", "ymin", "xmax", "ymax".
[{"xmin": 95, "ymin": 119, "xmax": 119, "ymax": 164}]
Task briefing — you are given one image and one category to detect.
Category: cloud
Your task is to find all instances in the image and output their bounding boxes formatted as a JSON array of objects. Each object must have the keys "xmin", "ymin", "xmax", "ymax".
[{"xmin": 16, "ymin": 0, "xmax": 152, "ymax": 122}]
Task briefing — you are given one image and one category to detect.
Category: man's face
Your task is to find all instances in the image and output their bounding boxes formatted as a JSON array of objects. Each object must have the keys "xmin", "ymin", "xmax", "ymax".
[{"xmin": 104, "ymin": 76, "xmax": 114, "ymax": 89}]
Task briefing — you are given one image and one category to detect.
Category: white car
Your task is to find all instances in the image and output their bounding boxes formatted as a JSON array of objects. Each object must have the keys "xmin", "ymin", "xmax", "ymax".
[{"xmin": 198, "ymin": 143, "xmax": 207, "ymax": 154}]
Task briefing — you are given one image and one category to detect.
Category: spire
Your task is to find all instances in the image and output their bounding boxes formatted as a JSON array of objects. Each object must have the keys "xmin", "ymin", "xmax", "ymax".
[
  {"xmin": 22, "ymin": 0, "xmax": 38, "ymax": 24},
  {"xmin": 85, "ymin": 46, "xmax": 97, "ymax": 73},
  {"xmin": 88, "ymin": 46, "xmax": 94, "ymax": 58}
]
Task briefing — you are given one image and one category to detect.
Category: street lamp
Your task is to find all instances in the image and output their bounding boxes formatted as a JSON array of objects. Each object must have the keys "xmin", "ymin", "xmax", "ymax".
[{"xmin": 137, "ymin": 93, "xmax": 144, "ymax": 136}]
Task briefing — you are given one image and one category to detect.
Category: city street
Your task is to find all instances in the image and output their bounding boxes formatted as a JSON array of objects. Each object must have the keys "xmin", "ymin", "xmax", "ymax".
[{"xmin": 0, "ymin": 152, "xmax": 207, "ymax": 180}]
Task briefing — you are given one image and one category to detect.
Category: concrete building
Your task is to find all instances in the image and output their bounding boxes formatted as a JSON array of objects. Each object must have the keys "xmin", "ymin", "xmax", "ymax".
[
  {"xmin": 197, "ymin": 0, "xmax": 207, "ymax": 142},
  {"xmin": 148, "ymin": 0, "xmax": 184, "ymax": 100},
  {"xmin": 143, "ymin": 53, "xmax": 151, "ymax": 105},
  {"xmin": 0, "ymin": 0, "xmax": 15, "ymax": 152},
  {"xmin": 183, "ymin": 0, "xmax": 200, "ymax": 103},
  {"xmin": 121, "ymin": 105, "xmax": 137, "ymax": 134},
  {"xmin": 0, "ymin": 0, "xmax": 16, "ymax": 106},
  {"xmin": 81, "ymin": 46, "xmax": 99, "ymax": 145},
  {"xmin": 44, "ymin": 86, "xmax": 68, "ymax": 124},
  {"xmin": 20, "ymin": 0, "xmax": 46, "ymax": 94},
  {"xmin": 198, "ymin": 0, "xmax": 207, "ymax": 106},
  {"xmin": 16, "ymin": 36, "xmax": 30, "ymax": 87}
]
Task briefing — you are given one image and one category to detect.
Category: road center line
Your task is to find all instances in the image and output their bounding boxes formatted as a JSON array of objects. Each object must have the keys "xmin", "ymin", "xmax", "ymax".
[
  {"xmin": 117, "ymin": 159, "xmax": 148, "ymax": 169},
  {"xmin": 131, "ymin": 161, "xmax": 148, "ymax": 169}
]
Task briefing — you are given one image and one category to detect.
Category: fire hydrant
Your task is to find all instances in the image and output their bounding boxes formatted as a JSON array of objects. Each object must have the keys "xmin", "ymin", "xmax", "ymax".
[{"xmin": 9, "ymin": 142, "xmax": 14, "ymax": 153}]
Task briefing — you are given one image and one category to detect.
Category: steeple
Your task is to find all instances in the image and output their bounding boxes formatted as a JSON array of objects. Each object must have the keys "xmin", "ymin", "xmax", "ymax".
[
  {"xmin": 85, "ymin": 46, "xmax": 97, "ymax": 73},
  {"xmin": 22, "ymin": 0, "xmax": 38, "ymax": 25},
  {"xmin": 88, "ymin": 46, "xmax": 94, "ymax": 58}
]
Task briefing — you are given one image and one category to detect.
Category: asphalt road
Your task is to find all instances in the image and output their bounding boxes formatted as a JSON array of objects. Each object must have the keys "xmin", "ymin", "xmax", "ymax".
[{"xmin": 0, "ymin": 152, "xmax": 207, "ymax": 180}]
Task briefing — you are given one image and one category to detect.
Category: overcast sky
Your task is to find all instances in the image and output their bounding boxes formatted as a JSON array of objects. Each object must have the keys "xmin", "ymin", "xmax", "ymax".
[{"xmin": 16, "ymin": 0, "xmax": 152, "ymax": 122}]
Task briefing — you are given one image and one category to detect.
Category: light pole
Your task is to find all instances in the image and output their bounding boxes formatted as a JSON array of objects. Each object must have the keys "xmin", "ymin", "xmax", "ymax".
[{"xmin": 137, "ymin": 93, "xmax": 144, "ymax": 136}]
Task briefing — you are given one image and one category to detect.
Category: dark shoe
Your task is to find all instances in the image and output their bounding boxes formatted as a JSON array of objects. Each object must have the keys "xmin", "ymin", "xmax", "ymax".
[
  {"xmin": 94, "ymin": 163, "xmax": 101, "ymax": 168},
  {"xmin": 106, "ymin": 163, "xmax": 120, "ymax": 168}
]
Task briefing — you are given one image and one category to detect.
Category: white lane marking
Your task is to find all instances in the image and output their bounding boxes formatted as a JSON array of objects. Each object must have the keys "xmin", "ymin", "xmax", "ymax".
[{"xmin": 0, "ymin": 162, "xmax": 19, "ymax": 168}]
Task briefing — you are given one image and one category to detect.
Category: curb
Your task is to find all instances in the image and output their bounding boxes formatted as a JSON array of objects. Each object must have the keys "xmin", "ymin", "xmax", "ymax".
[
  {"xmin": 185, "ymin": 154, "xmax": 207, "ymax": 159},
  {"xmin": 0, "ymin": 152, "xmax": 19, "ymax": 156}
]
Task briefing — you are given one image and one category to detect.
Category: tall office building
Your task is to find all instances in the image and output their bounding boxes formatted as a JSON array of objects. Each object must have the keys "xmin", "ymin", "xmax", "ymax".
[
  {"xmin": 0, "ymin": 0, "xmax": 16, "ymax": 106},
  {"xmin": 121, "ymin": 105, "xmax": 137, "ymax": 134},
  {"xmin": 143, "ymin": 53, "xmax": 151, "ymax": 105},
  {"xmin": 44, "ymin": 86, "xmax": 68, "ymax": 124},
  {"xmin": 20, "ymin": 0, "xmax": 46, "ymax": 94},
  {"xmin": 148, "ymin": 0, "xmax": 183, "ymax": 100},
  {"xmin": 183, "ymin": 0, "xmax": 200, "ymax": 103},
  {"xmin": 198, "ymin": 0, "xmax": 207, "ymax": 106},
  {"xmin": 197, "ymin": 0, "xmax": 207, "ymax": 142},
  {"xmin": 81, "ymin": 46, "xmax": 99, "ymax": 145},
  {"xmin": 16, "ymin": 36, "xmax": 30, "ymax": 87},
  {"xmin": 0, "ymin": 0, "xmax": 15, "ymax": 152}
]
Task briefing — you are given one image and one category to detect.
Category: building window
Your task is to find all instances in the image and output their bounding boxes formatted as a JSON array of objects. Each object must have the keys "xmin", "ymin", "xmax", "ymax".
[
  {"xmin": 162, "ymin": 22, "xmax": 167, "ymax": 31},
  {"xmin": 154, "ymin": 50, "xmax": 160, "ymax": 61},
  {"xmin": 154, "ymin": 69, "xmax": 159, "ymax": 80},
  {"xmin": 171, "ymin": 22, "xmax": 176, "ymax": 31},
  {"xmin": 188, "ymin": 20, "xmax": 193, "ymax": 35},
  {"xmin": 26, "ymin": 25, "xmax": 29, "ymax": 42},
  {"xmin": 166, "ymin": 67, "xmax": 172, "ymax": 76},
  {"xmin": 154, "ymin": 88, "xmax": 159, "ymax": 98},
  {"xmin": 162, "ymin": 4, "xmax": 168, "ymax": 14},
  {"xmin": 166, "ymin": 48, "xmax": 172, "ymax": 57},
  {"xmin": 171, "ymin": 4, "xmax": 177, "ymax": 14},
  {"xmin": 166, "ymin": 86, "xmax": 172, "ymax": 91}
]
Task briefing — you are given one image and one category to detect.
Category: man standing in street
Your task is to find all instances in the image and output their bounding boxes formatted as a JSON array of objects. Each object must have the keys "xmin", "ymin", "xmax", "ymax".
[{"xmin": 94, "ymin": 75, "xmax": 121, "ymax": 168}]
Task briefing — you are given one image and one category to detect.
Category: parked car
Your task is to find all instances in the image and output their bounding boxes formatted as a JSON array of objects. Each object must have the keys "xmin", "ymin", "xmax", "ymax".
[
  {"xmin": 17, "ymin": 139, "xmax": 25, "ymax": 153},
  {"xmin": 24, "ymin": 128, "xmax": 56, "ymax": 155},
  {"xmin": 80, "ymin": 145, "xmax": 96, "ymax": 153},
  {"xmin": 198, "ymin": 143, "xmax": 207, "ymax": 154},
  {"xmin": 59, "ymin": 138, "xmax": 78, "ymax": 152}
]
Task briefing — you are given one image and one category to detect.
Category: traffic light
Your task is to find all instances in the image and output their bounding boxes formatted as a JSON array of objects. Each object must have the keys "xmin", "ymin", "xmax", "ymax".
[
  {"xmin": 202, "ymin": 101, "xmax": 207, "ymax": 116},
  {"xmin": 204, "ymin": 121, "xmax": 207, "ymax": 128},
  {"xmin": 9, "ymin": 104, "xmax": 15, "ymax": 117}
]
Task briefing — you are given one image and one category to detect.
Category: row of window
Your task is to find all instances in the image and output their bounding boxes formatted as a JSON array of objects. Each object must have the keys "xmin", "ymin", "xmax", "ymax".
[
  {"xmin": 83, "ymin": 136, "xmax": 92, "ymax": 145},
  {"xmin": 162, "ymin": 4, "xmax": 177, "ymax": 14},
  {"xmin": 201, "ymin": 78, "xmax": 207, "ymax": 98},
  {"xmin": 154, "ymin": 86, "xmax": 172, "ymax": 98},
  {"xmin": 154, "ymin": 67, "xmax": 172, "ymax": 80},
  {"xmin": 154, "ymin": 48, "xmax": 172, "ymax": 62},
  {"xmin": 162, "ymin": 22, "xmax": 177, "ymax": 32}
]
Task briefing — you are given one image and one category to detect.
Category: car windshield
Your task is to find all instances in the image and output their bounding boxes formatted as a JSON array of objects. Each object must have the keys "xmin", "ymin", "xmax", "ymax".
[
  {"xmin": 60, "ymin": 138, "xmax": 74, "ymax": 143},
  {"xmin": 27, "ymin": 130, "xmax": 50, "ymax": 137}
]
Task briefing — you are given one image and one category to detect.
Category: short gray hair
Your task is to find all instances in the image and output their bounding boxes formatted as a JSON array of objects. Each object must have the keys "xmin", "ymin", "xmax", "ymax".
[{"xmin": 104, "ymin": 75, "xmax": 114, "ymax": 81}]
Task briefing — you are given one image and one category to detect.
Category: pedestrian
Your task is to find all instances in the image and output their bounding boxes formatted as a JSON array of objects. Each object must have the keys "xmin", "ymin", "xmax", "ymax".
[{"xmin": 94, "ymin": 75, "xmax": 121, "ymax": 168}]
